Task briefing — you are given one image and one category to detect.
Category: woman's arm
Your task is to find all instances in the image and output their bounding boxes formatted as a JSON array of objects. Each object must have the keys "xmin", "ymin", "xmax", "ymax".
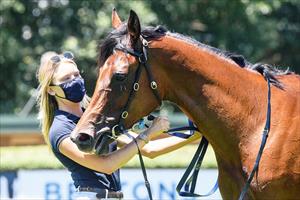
[
  {"xmin": 117, "ymin": 131, "xmax": 201, "ymax": 159},
  {"xmin": 59, "ymin": 117, "xmax": 169, "ymax": 174},
  {"xmin": 59, "ymin": 136, "xmax": 146, "ymax": 174}
]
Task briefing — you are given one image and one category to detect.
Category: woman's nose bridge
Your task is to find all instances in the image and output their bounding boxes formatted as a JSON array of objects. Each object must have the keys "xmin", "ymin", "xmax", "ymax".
[{"xmin": 70, "ymin": 73, "xmax": 77, "ymax": 79}]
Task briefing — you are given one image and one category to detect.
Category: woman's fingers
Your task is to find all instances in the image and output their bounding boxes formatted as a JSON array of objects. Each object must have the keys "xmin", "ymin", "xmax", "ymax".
[
  {"xmin": 147, "ymin": 116, "xmax": 170, "ymax": 138},
  {"xmin": 155, "ymin": 116, "xmax": 169, "ymax": 131}
]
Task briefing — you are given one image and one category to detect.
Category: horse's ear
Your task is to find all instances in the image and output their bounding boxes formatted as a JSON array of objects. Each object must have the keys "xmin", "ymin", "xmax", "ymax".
[
  {"xmin": 127, "ymin": 10, "xmax": 141, "ymax": 43},
  {"xmin": 112, "ymin": 8, "xmax": 122, "ymax": 29}
]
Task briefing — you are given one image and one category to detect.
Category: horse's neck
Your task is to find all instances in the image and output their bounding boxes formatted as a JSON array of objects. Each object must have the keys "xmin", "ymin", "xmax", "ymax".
[{"xmin": 151, "ymin": 36, "xmax": 268, "ymax": 160}]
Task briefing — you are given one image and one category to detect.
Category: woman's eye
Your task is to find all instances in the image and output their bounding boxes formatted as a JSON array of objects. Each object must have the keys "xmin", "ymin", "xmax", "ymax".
[
  {"xmin": 113, "ymin": 73, "xmax": 127, "ymax": 82},
  {"xmin": 61, "ymin": 76, "xmax": 71, "ymax": 82},
  {"xmin": 75, "ymin": 74, "xmax": 80, "ymax": 77}
]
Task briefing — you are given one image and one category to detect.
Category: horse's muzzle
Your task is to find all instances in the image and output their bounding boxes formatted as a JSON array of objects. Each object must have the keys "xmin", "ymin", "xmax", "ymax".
[
  {"xmin": 71, "ymin": 133, "xmax": 95, "ymax": 152},
  {"xmin": 94, "ymin": 133, "xmax": 113, "ymax": 155}
]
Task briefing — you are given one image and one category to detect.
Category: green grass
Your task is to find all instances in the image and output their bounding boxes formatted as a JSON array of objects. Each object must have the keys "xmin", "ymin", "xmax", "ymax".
[{"xmin": 0, "ymin": 144, "xmax": 217, "ymax": 171}]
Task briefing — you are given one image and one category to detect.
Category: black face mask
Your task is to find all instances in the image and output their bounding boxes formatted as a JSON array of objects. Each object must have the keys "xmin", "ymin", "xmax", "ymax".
[{"xmin": 55, "ymin": 77, "xmax": 86, "ymax": 103}]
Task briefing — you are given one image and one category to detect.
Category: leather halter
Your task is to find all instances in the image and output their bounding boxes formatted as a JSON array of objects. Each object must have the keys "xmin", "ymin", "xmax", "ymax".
[{"xmin": 111, "ymin": 37, "xmax": 161, "ymax": 138}]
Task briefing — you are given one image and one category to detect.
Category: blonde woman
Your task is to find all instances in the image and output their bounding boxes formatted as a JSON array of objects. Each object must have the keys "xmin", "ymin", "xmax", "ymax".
[{"xmin": 36, "ymin": 51, "xmax": 200, "ymax": 200}]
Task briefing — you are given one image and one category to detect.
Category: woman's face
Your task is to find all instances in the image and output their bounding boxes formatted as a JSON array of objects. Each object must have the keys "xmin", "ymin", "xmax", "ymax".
[
  {"xmin": 52, "ymin": 62, "xmax": 81, "ymax": 85},
  {"xmin": 49, "ymin": 61, "xmax": 82, "ymax": 99}
]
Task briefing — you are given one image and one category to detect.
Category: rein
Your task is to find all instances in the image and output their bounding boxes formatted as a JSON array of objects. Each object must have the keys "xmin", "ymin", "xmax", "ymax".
[
  {"xmin": 238, "ymin": 75, "xmax": 271, "ymax": 199},
  {"xmin": 110, "ymin": 36, "xmax": 272, "ymax": 200}
]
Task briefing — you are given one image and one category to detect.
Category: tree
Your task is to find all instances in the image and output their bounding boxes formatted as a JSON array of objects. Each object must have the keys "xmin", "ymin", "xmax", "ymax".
[
  {"xmin": 0, "ymin": 0, "xmax": 155, "ymax": 113},
  {"xmin": 146, "ymin": 0, "xmax": 299, "ymax": 71},
  {"xmin": 0, "ymin": 0, "xmax": 299, "ymax": 114}
]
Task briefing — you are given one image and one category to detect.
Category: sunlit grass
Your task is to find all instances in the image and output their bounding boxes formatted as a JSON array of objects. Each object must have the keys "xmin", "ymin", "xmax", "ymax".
[{"xmin": 0, "ymin": 144, "xmax": 217, "ymax": 171}]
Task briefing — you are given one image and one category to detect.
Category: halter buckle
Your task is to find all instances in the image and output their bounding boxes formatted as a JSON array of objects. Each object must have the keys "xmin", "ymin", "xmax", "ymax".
[
  {"xmin": 133, "ymin": 83, "xmax": 140, "ymax": 91},
  {"xmin": 111, "ymin": 125, "xmax": 119, "ymax": 138},
  {"xmin": 121, "ymin": 111, "xmax": 128, "ymax": 119},
  {"xmin": 141, "ymin": 37, "xmax": 148, "ymax": 47},
  {"xmin": 132, "ymin": 123, "xmax": 140, "ymax": 132},
  {"xmin": 150, "ymin": 81, "xmax": 158, "ymax": 90}
]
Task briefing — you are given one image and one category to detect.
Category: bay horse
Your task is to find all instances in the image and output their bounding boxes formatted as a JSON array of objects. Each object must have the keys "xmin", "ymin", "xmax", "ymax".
[{"xmin": 71, "ymin": 10, "xmax": 300, "ymax": 199}]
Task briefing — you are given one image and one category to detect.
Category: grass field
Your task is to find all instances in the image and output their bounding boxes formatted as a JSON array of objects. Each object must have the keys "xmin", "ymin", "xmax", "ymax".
[{"xmin": 0, "ymin": 144, "xmax": 217, "ymax": 171}]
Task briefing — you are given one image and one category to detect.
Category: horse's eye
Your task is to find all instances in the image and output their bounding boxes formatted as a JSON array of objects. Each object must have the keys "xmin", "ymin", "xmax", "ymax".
[{"xmin": 113, "ymin": 73, "xmax": 127, "ymax": 82}]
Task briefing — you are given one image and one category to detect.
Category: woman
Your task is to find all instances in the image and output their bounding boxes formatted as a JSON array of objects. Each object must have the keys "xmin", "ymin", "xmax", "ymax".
[{"xmin": 36, "ymin": 51, "xmax": 201, "ymax": 200}]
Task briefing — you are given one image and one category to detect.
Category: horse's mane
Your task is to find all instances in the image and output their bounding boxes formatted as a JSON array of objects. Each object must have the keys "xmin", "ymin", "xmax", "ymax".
[{"xmin": 98, "ymin": 25, "xmax": 291, "ymax": 89}]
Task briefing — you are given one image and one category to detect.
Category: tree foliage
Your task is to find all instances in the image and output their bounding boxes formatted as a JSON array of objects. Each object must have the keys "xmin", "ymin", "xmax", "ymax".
[{"xmin": 0, "ymin": 0, "xmax": 299, "ymax": 114}]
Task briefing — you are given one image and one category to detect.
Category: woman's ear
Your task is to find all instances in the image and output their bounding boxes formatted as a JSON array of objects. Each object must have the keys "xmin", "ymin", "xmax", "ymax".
[
  {"xmin": 47, "ymin": 86, "xmax": 56, "ymax": 96},
  {"xmin": 127, "ymin": 10, "xmax": 141, "ymax": 44}
]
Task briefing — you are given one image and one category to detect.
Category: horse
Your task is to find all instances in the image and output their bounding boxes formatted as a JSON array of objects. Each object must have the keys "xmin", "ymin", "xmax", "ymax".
[{"xmin": 70, "ymin": 9, "xmax": 300, "ymax": 199}]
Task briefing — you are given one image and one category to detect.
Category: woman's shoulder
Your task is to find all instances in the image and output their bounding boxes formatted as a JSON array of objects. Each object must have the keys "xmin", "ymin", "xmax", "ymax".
[
  {"xmin": 49, "ymin": 114, "xmax": 76, "ymax": 151},
  {"xmin": 50, "ymin": 114, "xmax": 75, "ymax": 133}
]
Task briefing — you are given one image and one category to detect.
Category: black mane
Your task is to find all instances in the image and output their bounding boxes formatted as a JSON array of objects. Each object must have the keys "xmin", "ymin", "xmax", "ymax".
[{"xmin": 98, "ymin": 25, "xmax": 291, "ymax": 89}]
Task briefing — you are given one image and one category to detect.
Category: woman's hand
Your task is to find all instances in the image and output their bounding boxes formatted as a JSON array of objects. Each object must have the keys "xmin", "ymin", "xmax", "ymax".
[{"xmin": 145, "ymin": 116, "xmax": 170, "ymax": 140}]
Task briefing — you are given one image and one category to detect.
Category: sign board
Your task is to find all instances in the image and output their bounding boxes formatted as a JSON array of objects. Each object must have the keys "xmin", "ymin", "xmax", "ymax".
[{"xmin": 0, "ymin": 169, "xmax": 221, "ymax": 199}]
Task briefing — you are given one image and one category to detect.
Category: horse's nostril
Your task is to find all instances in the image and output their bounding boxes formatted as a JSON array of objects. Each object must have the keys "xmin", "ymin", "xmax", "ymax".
[
  {"xmin": 74, "ymin": 133, "xmax": 94, "ymax": 152},
  {"xmin": 79, "ymin": 134, "xmax": 90, "ymax": 142}
]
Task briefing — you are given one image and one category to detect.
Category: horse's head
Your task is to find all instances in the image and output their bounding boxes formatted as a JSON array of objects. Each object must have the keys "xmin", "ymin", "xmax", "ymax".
[{"xmin": 70, "ymin": 9, "xmax": 165, "ymax": 154}]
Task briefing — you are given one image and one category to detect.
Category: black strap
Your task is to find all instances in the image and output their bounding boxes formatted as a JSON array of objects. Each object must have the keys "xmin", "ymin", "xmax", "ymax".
[
  {"xmin": 115, "ymin": 45, "xmax": 142, "ymax": 58},
  {"xmin": 166, "ymin": 125, "xmax": 198, "ymax": 138},
  {"xmin": 133, "ymin": 138, "xmax": 153, "ymax": 200},
  {"xmin": 118, "ymin": 62, "xmax": 143, "ymax": 127},
  {"xmin": 137, "ymin": 117, "xmax": 218, "ymax": 197},
  {"xmin": 176, "ymin": 137, "xmax": 219, "ymax": 197},
  {"xmin": 238, "ymin": 76, "xmax": 271, "ymax": 200},
  {"xmin": 142, "ymin": 56, "xmax": 161, "ymax": 104},
  {"xmin": 163, "ymin": 119, "xmax": 218, "ymax": 197},
  {"xmin": 116, "ymin": 43, "xmax": 161, "ymax": 131}
]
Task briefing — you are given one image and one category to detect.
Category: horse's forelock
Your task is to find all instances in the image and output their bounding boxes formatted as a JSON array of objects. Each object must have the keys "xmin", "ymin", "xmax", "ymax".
[
  {"xmin": 97, "ymin": 25, "xmax": 167, "ymax": 68},
  {"xmin": 97, "ymin": 25, "xmax": 128, "ymax": 67}
]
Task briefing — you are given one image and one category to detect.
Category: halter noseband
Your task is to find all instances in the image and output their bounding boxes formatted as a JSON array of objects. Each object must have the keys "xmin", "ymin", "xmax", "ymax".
[{"xmin": 112, "ymin": 36, "xmax": 162, "ymax": 136}]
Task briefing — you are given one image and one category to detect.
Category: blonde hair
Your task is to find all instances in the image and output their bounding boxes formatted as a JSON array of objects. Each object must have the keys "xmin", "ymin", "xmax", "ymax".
[{"xmin": 36, "ymin": 51, "xmax": 90, "ymax": 146}]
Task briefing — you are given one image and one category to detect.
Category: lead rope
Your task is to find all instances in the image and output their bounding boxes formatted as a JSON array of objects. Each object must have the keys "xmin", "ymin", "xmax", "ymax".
[
  {"xmin": 133, "ymin": 138, "xmax": 153, "ymax": 200},
  {"xmin": 238, "ymin": 75, "xmax": 271, "ymax": 200}
]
